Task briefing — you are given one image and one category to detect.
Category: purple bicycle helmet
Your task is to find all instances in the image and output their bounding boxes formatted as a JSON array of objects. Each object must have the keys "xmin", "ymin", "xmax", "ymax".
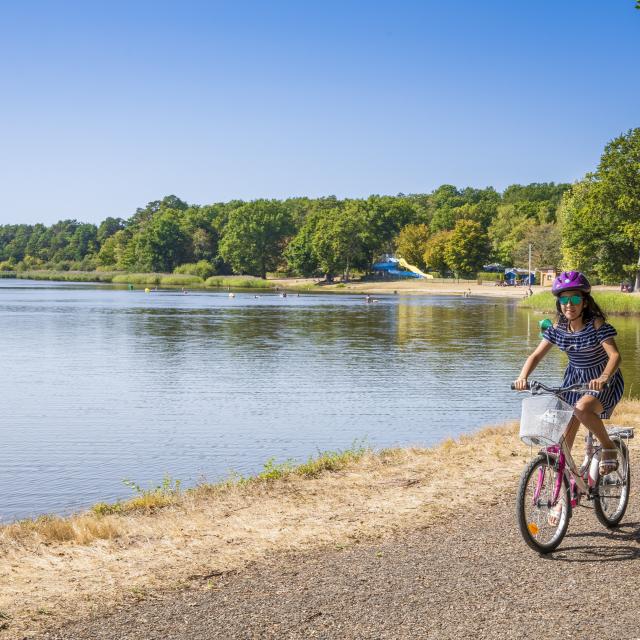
[{"xmin": 551, "ymin": 271, "xmax": 591, "ymax": 296}]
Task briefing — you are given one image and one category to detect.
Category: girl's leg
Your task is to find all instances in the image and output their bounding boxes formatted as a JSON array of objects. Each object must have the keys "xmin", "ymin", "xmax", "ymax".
[
  {"xmin": 563, "ymin": 415, "xmax": 581, "ymax": 451},
  {"xmin": 573, "ymin": 395, "xmax": 617, "ymax": 466}
]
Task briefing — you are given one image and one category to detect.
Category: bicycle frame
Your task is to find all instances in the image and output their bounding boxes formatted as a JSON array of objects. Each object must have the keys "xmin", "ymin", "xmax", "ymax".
[
  {"xmin": 534, "ymin": 426, "xmax": 633, "ymax": 511},
  {"xmin": 535, "ymin": 438, "xmax": 590, "ymax": 512}
]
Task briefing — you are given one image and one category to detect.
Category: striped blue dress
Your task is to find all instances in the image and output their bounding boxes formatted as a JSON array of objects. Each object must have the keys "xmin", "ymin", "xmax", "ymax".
[{"xmin": 543, "ymin": 319, "xmax": 624, "ymax": 418}]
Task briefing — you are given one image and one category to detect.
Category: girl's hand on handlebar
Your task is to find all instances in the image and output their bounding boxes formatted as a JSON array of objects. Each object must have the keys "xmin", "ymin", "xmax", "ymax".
[
  {"xmin": 589, "ymin": 376, "xmax": 609, "ymax": 391},
  {"xmin": 513, "ymin": 378, "xmax": 529, "ymax": 390}
]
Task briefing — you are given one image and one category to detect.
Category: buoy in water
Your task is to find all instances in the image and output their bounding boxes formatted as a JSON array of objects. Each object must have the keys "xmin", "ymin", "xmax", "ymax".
[{"xmin": 229, "ymin": 292, "xmax": 235, "ymax": 298}]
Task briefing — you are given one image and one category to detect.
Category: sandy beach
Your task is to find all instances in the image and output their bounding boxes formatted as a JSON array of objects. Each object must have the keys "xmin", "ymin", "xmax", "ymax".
[{"xmin": 275, "ymin": 277, "xmax": 529, "ymax": 298}]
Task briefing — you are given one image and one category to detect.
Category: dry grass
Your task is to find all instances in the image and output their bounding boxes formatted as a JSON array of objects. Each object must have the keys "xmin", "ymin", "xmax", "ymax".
[
  {"xmin": 1, "ymin": 402, "xmax": 638, "ymax": 638},
  {"xmin": 2, "ymin": 515, "xmax": 120, "ymax": 546}
]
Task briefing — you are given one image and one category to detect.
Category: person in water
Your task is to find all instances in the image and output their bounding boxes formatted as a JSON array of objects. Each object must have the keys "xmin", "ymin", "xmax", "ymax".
[{"xmin": 513, "ymin": 271, "xmax": 624, "ymax": 482}]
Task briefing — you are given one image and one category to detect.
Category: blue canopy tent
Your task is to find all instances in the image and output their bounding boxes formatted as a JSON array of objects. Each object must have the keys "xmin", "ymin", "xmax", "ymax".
[{"xmin": 505, "ymin": 268, "xmax": 535, "ymax": 285}]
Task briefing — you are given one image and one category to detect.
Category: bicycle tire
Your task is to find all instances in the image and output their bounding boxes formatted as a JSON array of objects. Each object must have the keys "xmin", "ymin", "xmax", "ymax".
[
  {"xmin": 594, "ymin": 439, "xmax": 630, "ymax": 529},
  {"xmin": 516, "ymin": 453, "xmax": 570, "ymax": 553}
]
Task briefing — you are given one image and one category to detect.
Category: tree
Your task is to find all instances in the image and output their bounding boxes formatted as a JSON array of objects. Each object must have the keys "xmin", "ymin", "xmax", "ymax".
[
  {"xmin": 512, "ymin": 223, "xmax": 562, "ymax": 269},
  {"xmin": 445, "ymin": 219, "xmax": 491, "ymax": 277},
  {"xmin": 358, "ymin": 196, "xmax": 416, "ymax": 266},
  {"xmin": 395, "ymin": 223, "xmax": 430, "ymax": 270},
  {"xmin": 488, "ymin": 204, "xmax": 534, "ymax": 265},
  {"xmin": 219, "ymin": 200, "xmax": 293, "ymax": 279},
  {"xmin": 558, "ymin": 129, "xmax": 640, "ymax": 285},
  {"xmin": 97, "ymin": 217, "xmax": 125, "ymax": 245},
  {"xmin": 423, "ymin": 230, "xmax": 453, "ymax": 275},
  {"xmin": 130, "ymin": 195, "xmax": 189, "ymax": 228},
  {"xmin": 132, "ymin": 210, "xmax": 190, "ymax": 272},
  {"xmin": 311, "ymin": 203, "xmax": 368, "ymax": 281},
  {"xmin": 284, "ymin": 211, "xmax": 323, "ymax": 276}
]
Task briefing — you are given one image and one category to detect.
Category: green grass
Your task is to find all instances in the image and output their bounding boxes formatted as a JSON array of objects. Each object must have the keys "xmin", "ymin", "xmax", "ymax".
[
  {"xmin": 159, "ymin": 274, "xmax": 203, "ymax": 286},
  {"xmin": 204, "ymin": 276, "xmax": 274, "ymax": 289},
  {"xmin": 91, "ymin": 474, "xmax": 182, "ymax": 516},
  {"xmin": 111, "ymin": 273, "xmax": 163, "ymax": 285},
  {"xmin": 251, "ymin": 441, "xmax": 369, "ymax": 482},
  {"xmin": 89, "ymin": 443, "xmax": 369, "ymax": 518},
  {"xmin": 18, "ymin": 270, "xmax": 119, "ymax": 282},
  {"xmin": 521, "ymin": 290, "xmax": 640, "ymax": 314}
]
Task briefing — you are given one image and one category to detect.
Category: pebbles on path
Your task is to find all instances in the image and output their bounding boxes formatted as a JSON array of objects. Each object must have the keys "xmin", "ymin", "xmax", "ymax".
[{"xmin": 41, "ymin": 450, "xmax": 640, "ymax": 640}]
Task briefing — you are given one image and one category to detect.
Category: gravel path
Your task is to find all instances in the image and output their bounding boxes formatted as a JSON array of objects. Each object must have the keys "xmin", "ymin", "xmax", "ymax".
[{"xmin": 42, "ymin": 455, "xmax": 640, "ymax": 640}]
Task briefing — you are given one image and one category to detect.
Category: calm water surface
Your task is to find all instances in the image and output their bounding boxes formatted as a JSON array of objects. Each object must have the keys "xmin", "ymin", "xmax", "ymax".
[{"xmin": 2, "ymin": 280, "xmax": 639, "ymax": 522}]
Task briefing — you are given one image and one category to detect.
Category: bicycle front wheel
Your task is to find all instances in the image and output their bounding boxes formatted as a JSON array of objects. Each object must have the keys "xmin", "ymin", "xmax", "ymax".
[
  {"xmin": 594, "ymin": 439, "xmax": 630, "ymax": 528},
  {"xmin": 516, "ymin": 454, "xmax": 570, "ymax": 553}
]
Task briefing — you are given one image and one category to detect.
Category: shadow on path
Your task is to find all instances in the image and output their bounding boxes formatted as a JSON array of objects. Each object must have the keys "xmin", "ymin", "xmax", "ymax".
[{"xmin": 542, "ymin": 521, "xmax": 640, "ymax": 563}]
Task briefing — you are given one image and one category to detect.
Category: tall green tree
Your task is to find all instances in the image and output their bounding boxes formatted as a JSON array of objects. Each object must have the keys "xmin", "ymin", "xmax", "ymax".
[
  {"xmin": 445, "ymin": 219, "xmax": 491, "ymax": 277},
  {"xmin": 219, "ymin": 200, "xmax": 293, "ymax": 279},
  {"xmin": 512, "ymin": 223, "xmax": 562, "ymax": 269},
  {"xmin": 488, "ymin": 204, "xmax": 534, "ymax": 265},
  {"xmin": 132, "ymin": 209, "xmax": 190, "ymax": 272},
  {"xmin": 395, "ymin": 223, "xmax": 430, "ymax": 270},
  {"xmin": 423, "ymin": 230, "xmax": 453, "ymax": 275},
  {"xmin": 311, "ymin": 202, "xmax": 368, "ymax": 281},
  {"xmin": 97, "ymin": 217, "xmax": 125, "ymax": 245},
  {"xmin": 558, "ymin": 129, "xmax": 640, "ymax": 285}
]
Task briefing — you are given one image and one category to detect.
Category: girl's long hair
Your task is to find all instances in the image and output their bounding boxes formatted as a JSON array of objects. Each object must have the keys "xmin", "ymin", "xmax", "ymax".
[{"xmin": 555, "ymin": 293, "xmax": 606, "ymax": 327}]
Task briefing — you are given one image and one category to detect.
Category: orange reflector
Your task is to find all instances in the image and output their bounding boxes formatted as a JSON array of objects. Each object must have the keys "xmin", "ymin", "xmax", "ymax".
[{"xmin": 528, "ymin": 523, "xmax": 539, "ymax": 535}]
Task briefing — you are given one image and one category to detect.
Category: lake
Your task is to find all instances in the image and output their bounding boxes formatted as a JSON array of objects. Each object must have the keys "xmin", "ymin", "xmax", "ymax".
[{"xmin": 1, "ymin": 280, "xmax": 638, "ymax": 522}]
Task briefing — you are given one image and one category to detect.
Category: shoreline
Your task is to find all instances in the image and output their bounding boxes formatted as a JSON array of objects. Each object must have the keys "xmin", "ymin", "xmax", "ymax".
[
  {"xmin": 3, "ymin": 270, "xmax": 528, "ymax": 299},
  {"xmin": 5, "ymin": 270, "xmax": 634, "ymax": 303},
  {"xmin": 3, "ymin": 398, "xmax": 639, "ymax": 638}
]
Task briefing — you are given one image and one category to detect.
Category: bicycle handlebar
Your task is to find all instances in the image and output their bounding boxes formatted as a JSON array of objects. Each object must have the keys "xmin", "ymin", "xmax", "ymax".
[{"xmin": 510, "ymin": 380, "xmax": 609, "ymax": 393}]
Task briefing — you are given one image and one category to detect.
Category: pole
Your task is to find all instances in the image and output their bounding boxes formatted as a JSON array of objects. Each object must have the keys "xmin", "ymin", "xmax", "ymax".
[{"xmin": 528, "ymin": 243, "xmax": 532, "ymax": 286}]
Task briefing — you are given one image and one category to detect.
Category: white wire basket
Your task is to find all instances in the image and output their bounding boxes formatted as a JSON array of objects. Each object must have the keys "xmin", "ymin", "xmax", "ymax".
[{"xmin": 519, "ymin": 395, "xmax": 575, "ymax": 446}]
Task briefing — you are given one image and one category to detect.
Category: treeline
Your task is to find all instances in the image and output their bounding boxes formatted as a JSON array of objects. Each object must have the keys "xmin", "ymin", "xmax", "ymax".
[
  {"xmin": 0, "ymin": 128, "xmax": 637, "ymax": 283},
  {"xmin": 0, "ymin": 186, "xmax": 569, "ymax": 281}
]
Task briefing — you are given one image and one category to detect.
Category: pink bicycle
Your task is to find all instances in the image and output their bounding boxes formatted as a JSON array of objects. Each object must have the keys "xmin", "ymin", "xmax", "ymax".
[{"xmin": 513, "ymin": 381, "xmax": 633, "ymax": 553}]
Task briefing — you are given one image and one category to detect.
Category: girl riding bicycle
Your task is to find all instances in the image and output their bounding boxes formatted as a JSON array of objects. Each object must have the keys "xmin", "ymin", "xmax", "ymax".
[{"xmin": 513, "ymin": 271, "xmax": 624, "ymax": 480}]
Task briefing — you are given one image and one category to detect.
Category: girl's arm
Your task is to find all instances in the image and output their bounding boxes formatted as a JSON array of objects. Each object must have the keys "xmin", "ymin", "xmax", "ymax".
[
  {"xmin": 590, "ymin": 339, "xmax": 622, "ymax": 390},
  {"xmin": 513, "ymin": 340, "xmax": 553, "ymax": 389}
]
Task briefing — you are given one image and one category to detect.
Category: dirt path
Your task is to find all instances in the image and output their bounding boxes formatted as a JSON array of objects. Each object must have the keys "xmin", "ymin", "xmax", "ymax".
[{"xmin": 41, "ymin": 449, "xmax": 640, "ymax": 640}]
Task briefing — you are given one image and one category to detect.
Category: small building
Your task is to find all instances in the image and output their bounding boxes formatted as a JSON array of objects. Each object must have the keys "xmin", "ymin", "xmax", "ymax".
[{"xmin": 538, "ymin": 268, "xmax": 557, "ymax": 287}]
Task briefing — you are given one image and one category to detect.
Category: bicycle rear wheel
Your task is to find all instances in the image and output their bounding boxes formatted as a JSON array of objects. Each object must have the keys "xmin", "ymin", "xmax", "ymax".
[
  {"xmin": 516, "ymin": 454, "xmax": 570, "ymax": 553},
  {"xmin": 594, "ymin": 439, "xmax": 630, "ymax": 528}
]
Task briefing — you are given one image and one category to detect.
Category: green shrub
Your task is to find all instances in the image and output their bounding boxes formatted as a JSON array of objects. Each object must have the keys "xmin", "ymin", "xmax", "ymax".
[
  {"xmin": 477, "ymin": 272, "xmax": 504, "ymax": 282},
  {"xmin": 160, "ymin": 274, "xmax": 203, "ymax": 286},
  {"xmin": 112, "ymin": 273, "xmax": 163, "ymax": 285},
  {"xmin": 0, "ymin": 260, "xmax": 16, "ymax": 272},
  {"xmin": 174, "ymin": 260, "xmax": 215, "ymax": 279},
  {"xmin": 17, "ymin": 270, "xmax": 117, "ymax": 282},
  {"xmin": 204, "ymin": 276, "xmax": 273, "ymax": 289}
]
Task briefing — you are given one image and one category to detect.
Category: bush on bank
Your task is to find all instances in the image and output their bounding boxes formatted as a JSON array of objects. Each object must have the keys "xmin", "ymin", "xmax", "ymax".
[
  {"xmin": 174, "ymin": 260, "xmax": 216, "ymax": 279},
  {"xmin": 19, "ymin": 270, "xmax": 119, "ymax": 282},
  {"xmin": 160, "ymin": 274, "xmax": 203, "ymax": 286},
  {"xmin": 204, "ymin": 276, "xmax": 274, "ymax": 289}
]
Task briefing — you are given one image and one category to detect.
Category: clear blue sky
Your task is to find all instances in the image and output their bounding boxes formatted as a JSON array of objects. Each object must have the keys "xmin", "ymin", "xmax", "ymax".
[{"xmin": 1, "ymin": 0, "xmax": 638, "ymax": 224}]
